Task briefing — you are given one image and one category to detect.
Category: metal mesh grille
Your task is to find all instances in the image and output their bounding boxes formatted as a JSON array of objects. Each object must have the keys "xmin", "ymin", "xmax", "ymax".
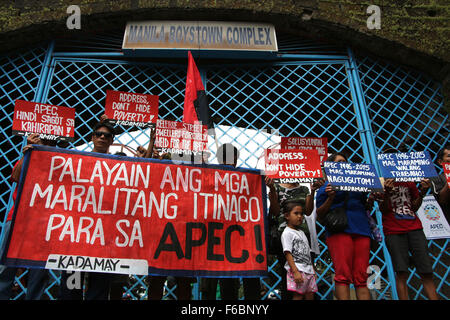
[
  {"xmin": 357, "ymin": 55, "xmax": 450, "ymax": 300},
  {"xmin": 0, "ymin": 41, "xmax": 448, "ymax": 300},
  {"xmin": 207, "ymin": 62, "xmax": 365, "ymax": 164}
]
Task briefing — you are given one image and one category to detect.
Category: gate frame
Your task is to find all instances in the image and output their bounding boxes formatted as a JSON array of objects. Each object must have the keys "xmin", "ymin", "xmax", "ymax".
[{"xmin": 7, "ymin": 41, "xmax": 447, "ymax": 300}]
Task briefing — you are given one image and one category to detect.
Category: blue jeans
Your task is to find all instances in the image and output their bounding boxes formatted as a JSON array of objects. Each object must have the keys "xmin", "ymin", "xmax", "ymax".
[{"xmin": 0, "ymin": 221, "xmax": 49, "ymax": 300}]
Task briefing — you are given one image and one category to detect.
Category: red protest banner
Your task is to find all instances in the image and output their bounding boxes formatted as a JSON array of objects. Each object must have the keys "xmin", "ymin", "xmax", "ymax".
[
  {"xmin": 281, "ymin": 137, "xmax": 328, "ymax": 164},
  {"xmin": 264, "ymin": 149, "xmax": 322, "ymax": 183},
  {"xmin": 155, "ymin": 119, "xmax": 208, "ymax": 155},
  {"xmin": 3, "ymin": 146, "xmax": 267, "ymax": 277},
  {"xmin": 12, "ymin": 100, "xmax": 75, "ymax": 141},
  {"xmin": 443, "ymin": 162, "xmax": 450, "ymax": 188},
  {"xmin": 104, "ymin": 90, "xmax": 159, "ymax": 127}
]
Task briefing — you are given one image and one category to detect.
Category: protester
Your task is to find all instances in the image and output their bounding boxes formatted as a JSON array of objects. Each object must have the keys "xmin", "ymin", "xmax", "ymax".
[
  {"xmin": 281, "ymin": 200, "xmax": 318, "ymax": 300},
  {"xmin": 315, "ymin": 152, "xmax": 372, "ymax": 300},
  {"xmin": 58, "ymin": 122, "xmax": 117, "ymax": 300},
  {"xmin": 0, "ymin": 133, "xmax": 52, "ymax": 300},
  {"xmin": 431, "ymin": 144, "xmax": 450, "ymax": 222},
  {"xmin": 376, "ymin": 149, "xmax": 439, "ymax": 300},
  {"xmin": 200, "ymin": 143, "xmax": 261, "ymax": 300},
  {"xmin": 266, "ymin": 176, "xmax": 323, "ymax": 300}
]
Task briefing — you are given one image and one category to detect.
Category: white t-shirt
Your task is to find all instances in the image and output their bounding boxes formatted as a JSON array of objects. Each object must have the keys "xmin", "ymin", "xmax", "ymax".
[{"xmin": 281, "ymin": 226, "xmax": 315, "ymax": 274}]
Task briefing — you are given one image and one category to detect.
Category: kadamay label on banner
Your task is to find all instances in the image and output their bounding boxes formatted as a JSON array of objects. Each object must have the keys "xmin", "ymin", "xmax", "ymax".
[
  {"xmin": 3, "ymin": 146, "xmax": 267, "ymax": 277},
  {"xmin": 265, "ymin": 149, "xmax": 322, "ymax": 183},
  {"xmin": 104, "ymin": 90, "xmax": 159, "ymax": 127},
  {"xmin": 323, "ymin": 161, "xmax": 383, "ymax": 192},
  {"xmin": 12, "ymin": 100, "xmax": 75, "ymax": 141},
  {"xmin": 442, "ymin": 162, "xmax": 450, "ymax": 188},
  {"xmin": 155, "ymin": 119, "xmax": 208, "ymax": 156},
  {"xmin": 280, "ymin": 137, "xmax": 328, "ymax": 164},
  {"xmin": 377, "ymin": 151, "xmax": 438, "ymax": 182}
]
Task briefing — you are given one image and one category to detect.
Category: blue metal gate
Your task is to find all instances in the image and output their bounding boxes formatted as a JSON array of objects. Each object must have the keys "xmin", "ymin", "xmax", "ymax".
[{"xmin": 0, "ymin": 32, "xmax": 448, "ymax": 300}]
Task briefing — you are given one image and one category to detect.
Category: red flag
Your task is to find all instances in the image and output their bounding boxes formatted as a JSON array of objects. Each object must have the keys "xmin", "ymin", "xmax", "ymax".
[{"xmin": 183, "ymin": 51, "xmax": 215, "ymax": 135}]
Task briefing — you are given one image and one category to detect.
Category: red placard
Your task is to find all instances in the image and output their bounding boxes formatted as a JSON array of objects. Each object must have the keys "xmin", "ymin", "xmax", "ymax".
[
  {"xmin": 265, "ymin": 149, "xmax": 322, "ymax": 183},
  {"xmin": 12, "ymin": 100, "xmax": 75, "ymax": 141},
  {"xmin": 281, "ymin": 137, "xmax": 328, "ymax": 164},
  {"xmin": 104, "ymin": 90, "xmax": 159, "ymax": 127},
  {"xmin": 443, "ymin": 162, "xmax": 450, "ymax": 188},
  {"xmin": 155, "ymin": 119, "xmax": 208, "ymax": 155},
  {"xmin": 3, "ymin": 146, "xmax": 267, "ymax": 277}
]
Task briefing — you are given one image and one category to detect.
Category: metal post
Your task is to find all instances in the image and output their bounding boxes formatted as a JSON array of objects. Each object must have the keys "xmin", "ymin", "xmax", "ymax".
[{"xmin": 346, "ymin": 47, "xmax": 399, "ymax": 300}]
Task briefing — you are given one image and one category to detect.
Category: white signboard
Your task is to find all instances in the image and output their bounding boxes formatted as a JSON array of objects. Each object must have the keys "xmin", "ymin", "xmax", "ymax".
[
  {"xmin": 123, "ymin": 21, "xmax": 277, "ymax": 52},
  {"xmin": 416, "ymin": 195, "xmax": 450, "ymax": 239}
]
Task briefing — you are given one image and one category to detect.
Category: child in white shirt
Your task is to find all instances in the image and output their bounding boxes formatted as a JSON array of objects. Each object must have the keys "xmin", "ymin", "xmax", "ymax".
[{"xmin": 281, "ymin": 200, "xmax": 318, "ymax": 300}]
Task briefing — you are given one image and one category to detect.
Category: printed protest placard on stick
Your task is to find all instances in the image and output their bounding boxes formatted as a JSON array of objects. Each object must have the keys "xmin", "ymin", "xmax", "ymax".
[
  {"xmin": 154, "ymin": 119, "xmax": 208, "ymax": 156},
  {"xmin": 265, "ymin": 149, "xmax": 322, "ymax": 183},
  {"xmin": 12, "ymin": 100, "xmax": 75, "ymax": 141},
  {"xmin": 323, "ymin": 161, "xmax": 383, "ymax": 192},
  {"xmin": 2, "ymin": 145, "xmax": 267, "ymax": 277},
  {"xmin": 280, "ymin": 137, "xmax": 328, "ymax": 164},
  {"xmin": 104, "ymin": 90, "xmax": 159, "ymax": 127},
  {"xmin": 442, "ymin": 162, "xmax": 450, "ymax": 188},
  {"xmin": 377, "ymin": 151, "xmax": 438, "ymax": 182}
]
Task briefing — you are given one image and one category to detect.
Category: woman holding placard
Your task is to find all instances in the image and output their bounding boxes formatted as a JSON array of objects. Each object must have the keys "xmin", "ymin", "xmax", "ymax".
[{"xmin": 316, "ymin": 152, "xmax": 372, "ymax": 300}]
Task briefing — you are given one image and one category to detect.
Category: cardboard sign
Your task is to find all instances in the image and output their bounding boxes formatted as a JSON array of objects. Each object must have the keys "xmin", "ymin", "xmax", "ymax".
[
  {"xmin": 377, "ymin": 151, "xmax": 438, "ymax": 182},
  {"xmin": 12, "ymin": 100, "xmax": 75, "ymax": 141},
  {"xmin": 104, "ymin": 90, "xmax": 159, "ymax": 127},
  {"xmin": 323, "ymin": 161, "xmax": 383, "ymax": 192},
  {"xmin": 154, "ymin": 119, "xmax": 208, "ymax": 156},
  {"xmin": 280, "ymin": 137, "xmax": 328, "ymax": 164},
  {"xmin": 442, "ymin": 162, "xmax": 450, "ymax": 188},
  {"xmin": 2, "ymin": 146, "xmax": 267, "ymax": 277},
  {"xmin": 264, "ymin": 149, "xmax": 322, "ymax": 183},
  {"xmin": 416, "ymin": 195, "xmax": 450, "ymax": 239}
]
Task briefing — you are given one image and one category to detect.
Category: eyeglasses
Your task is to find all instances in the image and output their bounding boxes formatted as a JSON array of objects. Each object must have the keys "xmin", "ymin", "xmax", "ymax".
[{"xmin": 93, "ymin": 131, "xmax": 114, "ymax": 139}]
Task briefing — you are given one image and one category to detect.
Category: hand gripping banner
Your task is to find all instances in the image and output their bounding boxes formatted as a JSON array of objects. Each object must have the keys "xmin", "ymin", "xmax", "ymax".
[{"xmin": 2, "ymin": 145, "xmax": 268, "ymax": 277}]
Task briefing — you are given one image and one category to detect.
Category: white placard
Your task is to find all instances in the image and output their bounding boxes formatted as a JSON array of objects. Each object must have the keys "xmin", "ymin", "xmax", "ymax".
[{"xmin": 416, "ymin": 195, "xmax": 450, "ymax": 239}]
